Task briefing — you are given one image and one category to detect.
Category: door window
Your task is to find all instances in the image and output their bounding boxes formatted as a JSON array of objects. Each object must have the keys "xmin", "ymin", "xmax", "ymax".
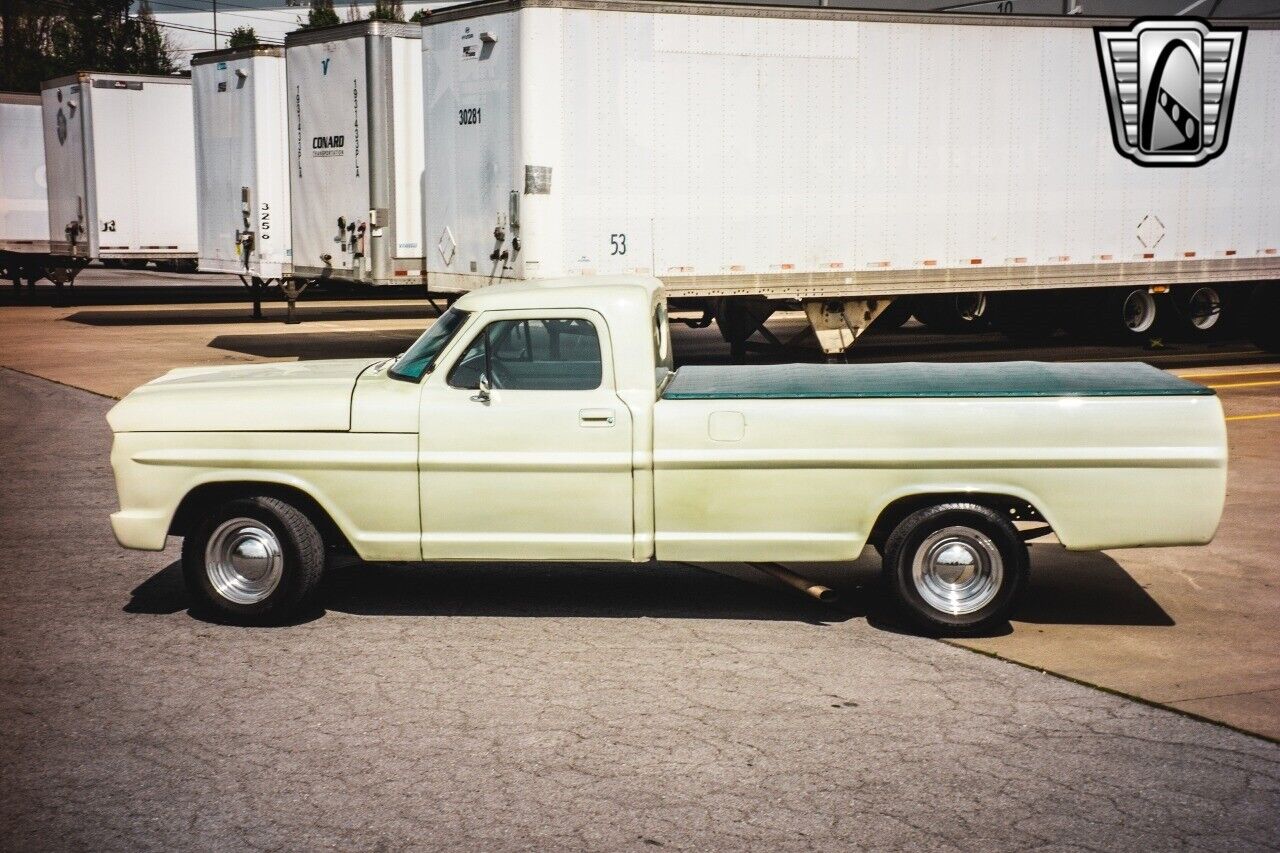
[{"xmin": 448, "ymin": 318, "xmax": 603, "ymax": 391}]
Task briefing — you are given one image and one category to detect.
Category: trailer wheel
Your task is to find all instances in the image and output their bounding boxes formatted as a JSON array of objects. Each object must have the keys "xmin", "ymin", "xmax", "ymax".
[
  {"xmin": 1101, "ymin": 287, "xmax": 1159, "ymax": 342},
  {"xmin": 182, "ymin": 496, "xmax": 327, "ymax": 625},
  {"xmin": 1246, "ymin": 283, "xmax": 1280, "ymax": 353},
  {"xmin": 870, "ymin": 297, "xmax": 915, "ymax": 331},
  {"xmin": 912, "ymin": 293, "xmax": 989, "ymax": 333},
  {"xmin": 714, "ymin": 297, "xmax": 775, "ymax": 360},
  {"xmin": 1177, "ymin": 286, "xmax": 1224, "ymax": 335},
  {"xmin": 881, "ymin": 503, "xmax": 1028, "ymax": 635}
]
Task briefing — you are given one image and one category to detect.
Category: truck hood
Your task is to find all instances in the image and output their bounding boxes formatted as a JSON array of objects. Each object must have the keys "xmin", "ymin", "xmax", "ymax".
[{"xmin": 107, "ymin": 358, "xmax": 383, "ymax": 433}]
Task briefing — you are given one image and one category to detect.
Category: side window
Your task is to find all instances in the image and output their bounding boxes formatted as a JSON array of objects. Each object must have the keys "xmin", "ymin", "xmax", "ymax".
[{"xmin": 447, "ymin": 318, "xmax": 603, "ymax": 391}]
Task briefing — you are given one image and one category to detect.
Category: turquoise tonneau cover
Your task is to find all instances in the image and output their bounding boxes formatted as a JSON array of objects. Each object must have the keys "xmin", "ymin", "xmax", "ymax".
[{"xmin": 660, "ymin": 361, "xmax": 1214, "ymax": 400}]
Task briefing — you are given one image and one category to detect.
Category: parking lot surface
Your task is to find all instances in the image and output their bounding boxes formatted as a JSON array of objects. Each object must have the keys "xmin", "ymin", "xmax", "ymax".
[
  {"xmin": 4, "ymin": 273, "xmax": 1280, "ymax": 738},
  {"xmin": 2, "ymin": 368, "xmax": 1278, "ymax": 851}
]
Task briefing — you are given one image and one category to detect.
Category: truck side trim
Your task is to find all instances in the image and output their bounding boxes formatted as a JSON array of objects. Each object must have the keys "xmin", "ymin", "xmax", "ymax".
[{"xmin": 653, "ymin": 447, "xmax": 1223, "ymax": 470}]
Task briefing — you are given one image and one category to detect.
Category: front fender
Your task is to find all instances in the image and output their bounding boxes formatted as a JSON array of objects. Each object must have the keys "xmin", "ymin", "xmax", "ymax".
[{"xmin": 109, "ymin": 431, "xmax": 421, "ymax": 561}]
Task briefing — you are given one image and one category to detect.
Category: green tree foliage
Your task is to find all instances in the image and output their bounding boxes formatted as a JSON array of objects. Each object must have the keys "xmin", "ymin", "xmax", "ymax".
[
  {"xmin": 369, "ymin": 0, "xmax": 405, "ymax": 22},
  {"xmin": 227, "ymin": 25, "xmax": 257, "ymax": 48},
  {"xmin": 0, "ymin": 0, "xmax": 177, "ymax": 93},
  {"xmin": 303, "ymin": 0, "xmax": 340, "ymax": 29},
  {"xmin": 409, "ymin": 9, "xmax": 428, "ymax": 23}
]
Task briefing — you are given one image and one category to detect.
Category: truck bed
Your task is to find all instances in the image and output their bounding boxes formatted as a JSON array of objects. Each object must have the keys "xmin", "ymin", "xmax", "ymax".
[{"xmin": 660, "ymin": 362, "xmax": 1213, "ymax": 400}]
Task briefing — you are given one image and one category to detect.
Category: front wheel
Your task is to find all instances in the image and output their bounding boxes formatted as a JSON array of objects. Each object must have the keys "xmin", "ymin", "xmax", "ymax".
[
  {"xmin": 881, "ymin": 503, "xmax": 1029, "ymax": 635},
  {"xmin": 182, "ymin": 496, "xmax": 327, "ymax": 625}
]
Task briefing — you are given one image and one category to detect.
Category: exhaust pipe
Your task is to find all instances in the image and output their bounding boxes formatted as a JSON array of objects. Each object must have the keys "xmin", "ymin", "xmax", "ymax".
[{"xmin": 748, "ymin": 562, "xmax": 838, "ymax": 604}]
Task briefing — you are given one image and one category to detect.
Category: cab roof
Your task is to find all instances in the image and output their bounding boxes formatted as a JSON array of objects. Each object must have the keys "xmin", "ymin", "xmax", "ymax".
[{"xmin": 450, "ymin": 275, "xmax": 664, "ymax": 313}]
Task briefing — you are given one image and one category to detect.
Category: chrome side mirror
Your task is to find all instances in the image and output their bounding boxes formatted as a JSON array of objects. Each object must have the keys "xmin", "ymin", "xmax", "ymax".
[{"xmin": 471, "ymin": 373, "xmax": 491, "ymax": 404}]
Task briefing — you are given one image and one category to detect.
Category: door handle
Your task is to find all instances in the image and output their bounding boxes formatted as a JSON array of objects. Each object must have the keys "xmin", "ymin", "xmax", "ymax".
[{"xmin": 579, "ymin": 408, "xmax": 615, "ymax": 427}]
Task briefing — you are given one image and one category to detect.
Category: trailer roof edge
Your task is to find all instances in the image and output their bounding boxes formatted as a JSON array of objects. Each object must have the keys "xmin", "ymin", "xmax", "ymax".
[
  {"xmin": 40, "ymin": 71, "xmax": 192, "ymax": 91},
  {"xmin": 284, "ymin": 18, "xmax": 421, "ymax": 47},
  {"xmin": 419, "ymin": 0, "xmax": 1280, "ymax": 29},
  {"xmin": 192, "ymin": 45, "xmax": 285, "ymax": 66}
]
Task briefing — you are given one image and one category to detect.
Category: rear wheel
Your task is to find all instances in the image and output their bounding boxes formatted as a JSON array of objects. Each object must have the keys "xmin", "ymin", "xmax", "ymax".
[
  {"xmin": 882, "ymin": 503, "xmax": 1029, "ymax": 635},
  {"xmin": 1175, "ymin": 285, "xmax": 1225, "ymax": 338},
  {"xmin": 182, "ymin": 496, "xmax": 327, "ymax": 625},
  {"xmin": 870, "ymin": 297, "xmax": 915, "ymax": 331},
  {"xmin": 912, "ymin": 293, "xmax": 989, "ymax": 333},
  {"xmin": 1098, "ymin": 287, "xmax": 1160, "ymax": 343}
]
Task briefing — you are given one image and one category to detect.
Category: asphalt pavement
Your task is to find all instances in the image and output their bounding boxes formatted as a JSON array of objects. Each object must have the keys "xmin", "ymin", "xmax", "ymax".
[{"xmin": 2, "ymin": 368, "xmax": 1278, "ymax": 851}]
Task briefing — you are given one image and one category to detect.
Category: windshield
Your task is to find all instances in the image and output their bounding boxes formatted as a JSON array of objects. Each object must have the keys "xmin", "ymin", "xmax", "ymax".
[{"xmin": 388, "ymin": 308, "xmax": 470, "ymax": 382}]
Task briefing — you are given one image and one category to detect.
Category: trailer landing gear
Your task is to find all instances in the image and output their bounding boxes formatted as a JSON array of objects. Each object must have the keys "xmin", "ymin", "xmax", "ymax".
[
  {"xmin": 237, "ymin": 276, "xmax": 310, "ymax": 324},
  {"xmin": 802, "ymin": 298, "xmax": 892, "ymax": 359},
  {"xmin": 280, "ymin": 278, "xmax": 310, "ymax": 325}
]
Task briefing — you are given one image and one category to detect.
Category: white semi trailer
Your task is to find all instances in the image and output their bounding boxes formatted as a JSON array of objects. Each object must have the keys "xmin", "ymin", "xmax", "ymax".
[
  {"xmin": 420, "ymin": 1, "xmax": 1280, "ymax": 354},
  {"xmin": 0, "ymin": 92, "xmax": 50, "ymax": 287},
  {"xmin": 192, "ymin": 46, "xmax": 293, "ymax": 317},
  {"xmin": 285, "ymin": 20, "xmax": 426, "ymax": 287},
  {"xmin": 40, "ymin": 72, "xmax": 199, "ymax": 281}
]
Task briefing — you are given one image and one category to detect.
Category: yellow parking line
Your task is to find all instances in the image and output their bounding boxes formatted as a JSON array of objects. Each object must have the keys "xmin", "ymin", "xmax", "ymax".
[
  {"xmin": 1225, "ymin": 412, "xmax": 1280, "ymax": 422},
  {"xmin": 1177, "ymin": 369, "xmax": 1280, "ymax": 380},
  {"xmin": 1207, "ymin": 379, "xmax": 1280, "ymax": 389}
]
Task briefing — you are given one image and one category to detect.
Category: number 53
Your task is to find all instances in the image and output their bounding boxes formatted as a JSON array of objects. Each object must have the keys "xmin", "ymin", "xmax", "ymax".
[{"xmin": 610, "ymin": 233, "xmax": 626, "ymax": 255}]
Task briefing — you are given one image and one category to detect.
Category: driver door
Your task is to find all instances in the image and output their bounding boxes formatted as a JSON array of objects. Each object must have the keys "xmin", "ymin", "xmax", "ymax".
[{"xmin": 417, "ymin": 309, "xmax": 635, "ymax": 560}]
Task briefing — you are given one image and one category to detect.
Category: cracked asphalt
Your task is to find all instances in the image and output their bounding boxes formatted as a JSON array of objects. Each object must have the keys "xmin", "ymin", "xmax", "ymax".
[{"xmin": 2, "ymin": 367, "xmax": 1278, "ymax": 852}]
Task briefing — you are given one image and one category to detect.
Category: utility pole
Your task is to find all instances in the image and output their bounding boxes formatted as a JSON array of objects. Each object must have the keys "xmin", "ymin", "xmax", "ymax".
[{"xmin": 213, "ymin": 0, "xmax": 218, "ymax": 49}]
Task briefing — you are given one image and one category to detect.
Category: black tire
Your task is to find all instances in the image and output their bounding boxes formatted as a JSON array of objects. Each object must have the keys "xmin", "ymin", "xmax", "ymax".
[
  {"xmin": 870, "ymin": 297, "xmax": 915, "ymax": 331},
  {"xmin": 1246, "ymin": 283, "xmax": 1280, "ymax": 353},
  {"xmin": 1166, "ymin": 285, "xmax": 1228, "ymax": 340},
  {"xmin": 1097, "ymin": 287, "xmax": 1161, "ymax": 344},
  {"xmin": 881, "ymin": 503, "xmax": 1028, "ymax": 635},
  {"xmin": 182, "ymin": 496, "xmax": 327, "ymax": 625},
  {"xmin": 912, "ymin": 293, "xmax": 989, "ymax": 333}
]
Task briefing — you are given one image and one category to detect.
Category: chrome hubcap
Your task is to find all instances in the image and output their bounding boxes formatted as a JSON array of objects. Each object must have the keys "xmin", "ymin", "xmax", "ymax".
[
  {"xmin": 1122, "ymin": 290, "xmax": 1157, "ymax": 333},
  {"xmin": 1186, "ymin": 287, "xmax": 1221, "ymax": 331},
  {"xmin": 205, "ymin": 518, "xmax": 283, "ymax": 605},
  {"xmin": 912, "ymin": 526, "xmax": 1004, "ymax": 616}
]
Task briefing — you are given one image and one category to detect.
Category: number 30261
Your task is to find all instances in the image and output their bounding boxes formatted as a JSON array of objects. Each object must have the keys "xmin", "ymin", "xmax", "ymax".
[{"xmin": 458, "ymin": 107, "xmax": 481, "ymax": 125}]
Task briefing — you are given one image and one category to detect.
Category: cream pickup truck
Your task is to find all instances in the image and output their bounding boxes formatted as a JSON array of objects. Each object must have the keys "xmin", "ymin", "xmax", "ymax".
[{"xmin": 108, "ymin": 276, "xmax": 1228, "ymax": 632}]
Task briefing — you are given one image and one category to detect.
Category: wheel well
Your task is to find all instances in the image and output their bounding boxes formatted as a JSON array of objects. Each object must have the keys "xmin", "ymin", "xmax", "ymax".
[
  {"xmin": 167, "ymin": 482, "xmax": 355, "ymax": 554},
  {"xmin": 868, "ymin": 492, "xmax": 1046, "ymax": 549}
]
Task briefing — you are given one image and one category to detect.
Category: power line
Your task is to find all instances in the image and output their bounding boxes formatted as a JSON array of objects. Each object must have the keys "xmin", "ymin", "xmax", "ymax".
[
  {"xmin": 142, "ymin": 0, "xmax": 305, "ymax": 30},
  {"xmin": 34, "ymin": 0, "xmax": 286, "ymax": 46}
]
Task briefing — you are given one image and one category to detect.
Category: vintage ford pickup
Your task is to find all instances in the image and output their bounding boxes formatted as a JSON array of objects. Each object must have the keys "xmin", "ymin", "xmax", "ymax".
[{"xmin": 108, "ymin": 276, "xmax": 1228, "ymax": 631}]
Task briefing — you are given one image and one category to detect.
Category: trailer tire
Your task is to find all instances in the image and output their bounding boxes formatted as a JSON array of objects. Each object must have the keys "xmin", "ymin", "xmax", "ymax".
[
  {"xmin": 1169, "ymin": 285, "xmax": 1226, "ymax": 338},
  {"xmin": 1098, "ymin": 287, "xmax": 1160, "ymax": 343},
  {"xmin": 881, "ymin": 503, "xmax": 1028, "ymax": 636},
  {"xmin": 182, "ymin": 495, "xmax": 327, "ymax": 625},
  {"xmin": 912, "ymin": 293, "xmax": 989, "ymax": 333},
  {"xmin": 1246, "ymin": 283, "xmax": 1280, "ymax": 353},
  {"xmin": 871, "ymin": 297, "xmax": 915, "ymax": 331}
]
